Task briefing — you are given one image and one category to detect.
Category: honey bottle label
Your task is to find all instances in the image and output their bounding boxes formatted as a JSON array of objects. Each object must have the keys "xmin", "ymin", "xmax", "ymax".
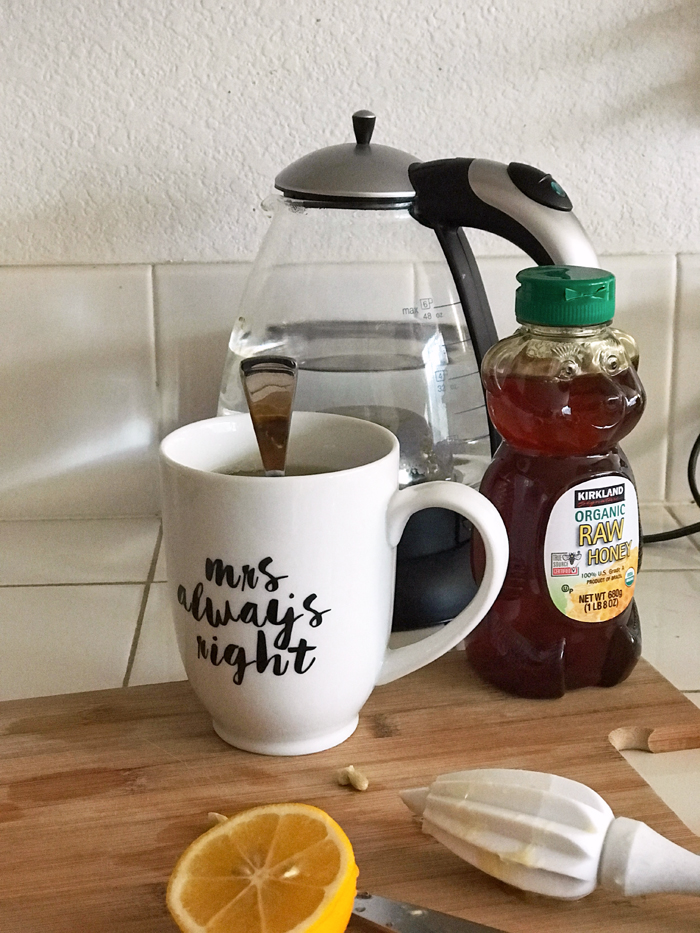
[{"xmin": 543, "ymin": 476, "xmax": 639, "ymax": 622}]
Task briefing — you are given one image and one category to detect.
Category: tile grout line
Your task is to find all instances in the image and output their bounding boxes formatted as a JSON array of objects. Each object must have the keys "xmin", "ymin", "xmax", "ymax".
[
  {"xmin": 0, "ymin": 579, "xmax": 160, "ymax": 588},
  {"xmin": 639, "ymin": 566, "xmax": 700, "ymax": 573},
  {"xmin": 662, "ymin": 253, "xmax": 679, "ymax": 502},
  {"xmin": 123, "ymin": 523, "xmax": 162, "ymax": 688},
  {"xmin": 150, "ymin": 263, "xmax": 168, "ymax": 440}
]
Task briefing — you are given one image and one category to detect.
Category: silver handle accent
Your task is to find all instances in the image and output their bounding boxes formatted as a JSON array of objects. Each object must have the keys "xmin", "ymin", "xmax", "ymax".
[{"xmin": 468, "ymin": 159, "xmax": 599, "ymax": 266}]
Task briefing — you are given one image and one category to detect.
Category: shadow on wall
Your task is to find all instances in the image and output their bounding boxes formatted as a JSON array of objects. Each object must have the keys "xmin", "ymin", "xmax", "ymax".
[
  {"xmin": 619, "ymin": 1, "xmax": 700, "ymax": 120},
  {"xmin": 546, "ymin": 1, "xmax": 700, "ymax": 127}
]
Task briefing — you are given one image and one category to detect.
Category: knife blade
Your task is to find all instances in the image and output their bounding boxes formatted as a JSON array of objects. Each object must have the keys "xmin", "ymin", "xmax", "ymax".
[{"xmin": 350, "ymin": 892, "xmax": 510, "ymax": 933}]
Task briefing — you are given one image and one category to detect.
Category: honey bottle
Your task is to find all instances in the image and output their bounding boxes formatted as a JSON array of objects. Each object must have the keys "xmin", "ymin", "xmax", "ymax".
[{"xmin": 468, "ymin": 266, "xmax": 646, "ymax": 698}]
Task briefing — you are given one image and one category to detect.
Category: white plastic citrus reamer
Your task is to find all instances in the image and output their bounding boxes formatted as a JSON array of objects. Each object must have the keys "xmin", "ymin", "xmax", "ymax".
[{"xmin": 401, "ymin": 768, "xmax": 700, "ymax": 900}]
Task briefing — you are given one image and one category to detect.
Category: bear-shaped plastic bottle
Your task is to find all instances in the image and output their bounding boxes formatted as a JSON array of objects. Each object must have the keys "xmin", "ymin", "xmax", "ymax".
[{"xmin": 468, "ymin": 266, "xmax": 646, "ymax": 698}]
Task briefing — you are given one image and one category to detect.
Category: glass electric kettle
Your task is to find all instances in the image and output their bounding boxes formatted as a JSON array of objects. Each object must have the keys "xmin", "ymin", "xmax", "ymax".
[{"xmin": 218, "ymin": 111, "xmax": 598, "ymax": 632}]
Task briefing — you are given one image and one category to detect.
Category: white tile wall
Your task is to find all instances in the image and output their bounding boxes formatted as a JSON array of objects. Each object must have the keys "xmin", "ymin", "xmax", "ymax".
[
  {"xmin": 0, "ymin": 254, "xmax": 696, "ymax": 518},
  {"xmin": 634, "ymin": 569, "xmax": 700, "ymax": 693},
  {"xmin": 0, "ymin": 517, "xmax": 160, "ymax": 585},
  {"xmin": 0, "ymin": 265, "xmax": 160, "ymax": 519},
  {"xmin": 154, "ymin": 264, "xmax": 250, "ymax": 437},
  {"xmin": 0, "ymin": 582, "xmax": 144, "ymax": 700}
]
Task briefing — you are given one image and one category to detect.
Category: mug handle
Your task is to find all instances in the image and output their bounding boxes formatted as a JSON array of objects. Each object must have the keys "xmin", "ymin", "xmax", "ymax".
[{"xmin": 376, "ymin": 481, "xmax": 509, "ymax": 685}]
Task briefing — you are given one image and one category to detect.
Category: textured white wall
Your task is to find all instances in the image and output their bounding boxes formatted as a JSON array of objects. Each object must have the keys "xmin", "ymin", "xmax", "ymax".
[{"xmin": 1, "ymin": 0, "xmax": 698, "ymax": 264}]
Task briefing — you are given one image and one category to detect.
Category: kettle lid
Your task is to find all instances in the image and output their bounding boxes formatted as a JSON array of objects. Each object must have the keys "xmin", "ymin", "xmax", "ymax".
[{"xmin": 274, "ymin": 111, "xmax": 418, "ymax": 205}]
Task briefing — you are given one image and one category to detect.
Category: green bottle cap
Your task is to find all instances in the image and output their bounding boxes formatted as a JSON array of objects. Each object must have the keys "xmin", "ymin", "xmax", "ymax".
[{"xmin": 515, "ymin": 266, "xmax": 615, "ymax": 326}]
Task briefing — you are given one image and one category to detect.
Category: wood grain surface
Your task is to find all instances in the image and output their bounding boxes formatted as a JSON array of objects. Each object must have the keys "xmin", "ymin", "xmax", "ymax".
[{"xmin": 2, "ymin": 654, "xmax": 700, "ymax": 933}]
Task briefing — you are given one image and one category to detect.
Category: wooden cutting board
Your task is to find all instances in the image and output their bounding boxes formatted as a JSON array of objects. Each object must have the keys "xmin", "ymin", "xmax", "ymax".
[{"xmin": 2, "ymin": 654, "xmax": 700, "ymax": 933}]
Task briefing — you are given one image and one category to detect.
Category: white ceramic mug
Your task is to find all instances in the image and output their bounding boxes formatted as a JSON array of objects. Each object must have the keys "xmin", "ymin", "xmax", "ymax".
[{"xmin": 160, "ymin": 412, "xmax": 508, "ymax": 755}]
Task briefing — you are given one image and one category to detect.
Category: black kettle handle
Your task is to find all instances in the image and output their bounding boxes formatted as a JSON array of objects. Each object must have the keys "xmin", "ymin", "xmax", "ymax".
[{"xmin": 409, "ymin": 157, "xmax": 598, "ymax": 454}]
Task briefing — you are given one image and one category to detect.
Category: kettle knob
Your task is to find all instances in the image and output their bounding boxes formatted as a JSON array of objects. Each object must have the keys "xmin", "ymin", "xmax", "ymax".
[{"xmin": 352, "ymin": 110, "xmax": 376, "ymax": 146}]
